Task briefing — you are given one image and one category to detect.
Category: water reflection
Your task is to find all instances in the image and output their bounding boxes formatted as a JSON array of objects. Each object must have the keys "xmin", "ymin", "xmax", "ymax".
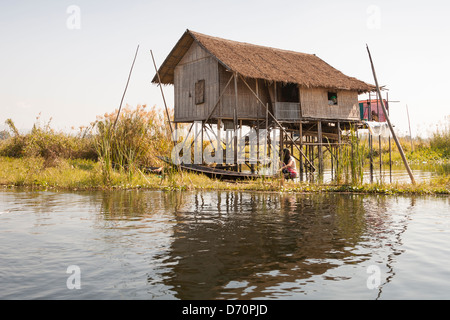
[
  {"xmin": 136, "ymin": 191, "xmax": 405, "ymax": 299},
  {"xmin": 3, "ymin": 189, "xmax": 445, "ymax": 299}
]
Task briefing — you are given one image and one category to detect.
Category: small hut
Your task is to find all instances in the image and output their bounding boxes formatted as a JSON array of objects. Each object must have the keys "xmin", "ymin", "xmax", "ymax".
[{"xmin": 152, "ymin": 29, "xmax": 376, "ymax": 177}]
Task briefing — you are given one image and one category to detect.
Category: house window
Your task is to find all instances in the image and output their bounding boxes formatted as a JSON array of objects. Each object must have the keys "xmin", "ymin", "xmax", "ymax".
[
  {"xmin": 278, "ymin": 83, "xmax": 299, "ymax": 103},
  {"xmin": 195, "ymin": 80, "xmax": 205, "ymax": 105},
  {"xmin": 328, "ymin": 92, "xmax": 338, "ymax": 105}
]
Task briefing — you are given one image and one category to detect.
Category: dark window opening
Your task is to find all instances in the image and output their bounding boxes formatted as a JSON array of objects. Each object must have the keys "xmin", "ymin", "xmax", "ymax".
[
  {"xmin": 278, "ymin": 83, "xmax": 299, "ymax": 103},
  {"xmin": 328, "ymin": 92, "xmax": 338, "ymax": 105},
  {"xmin": 195, "ymin": 80, "xmax": 205, "ymax": 105}
]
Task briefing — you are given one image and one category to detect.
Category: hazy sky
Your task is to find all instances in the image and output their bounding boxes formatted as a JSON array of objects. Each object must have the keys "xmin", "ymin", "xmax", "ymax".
[{"xmin": 1, "ymin": 0, "xmax": 449, "ymax": 137}]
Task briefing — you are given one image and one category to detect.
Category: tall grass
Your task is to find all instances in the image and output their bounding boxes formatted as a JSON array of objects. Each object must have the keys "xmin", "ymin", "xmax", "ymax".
[
  {"xmin": 1, "ymin": 109, "xmax": 448, "ymax": 192},
  {"xmin": 334, "ymin": 126, "xmax": 367, "ymax": 185},
  {"xmin": 0, "ymin": 115, "xmax": 96, "ymax": 164},
  {"xmin": 429, "ymin": 115, "xmax": 450, "ymax": 158},
  {"xmin": 92, "ymin": 104, "xmax": 173, "ymax": 183}
]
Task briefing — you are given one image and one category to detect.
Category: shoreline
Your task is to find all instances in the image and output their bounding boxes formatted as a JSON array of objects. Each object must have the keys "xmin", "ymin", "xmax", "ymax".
[{"xmin": 1, "ymin": 156, "xmax": 448, "ymax": 195}]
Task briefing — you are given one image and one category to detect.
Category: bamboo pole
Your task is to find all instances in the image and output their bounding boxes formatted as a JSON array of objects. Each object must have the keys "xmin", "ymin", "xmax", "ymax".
[
  {"xmin": 406, "ymin": 104, "xmax": 414, "ymax": 152},
  {"xmin": 113, "ymin": 45, "xmax": 140, "ymax": 131},
  {"xmin": 233, "ymin": 73, "xmax": 238, "ymax": 171},
  {"xmin": 317, "ymin": 121, "xmax": 323, "ymax": 175},
  {"xmin": 150, "ymin": 49, "xmax": 174, "ymax": 137},
  {"xmin": 366, "ymin": 44, "xmax": 416, "ymax": 184}
]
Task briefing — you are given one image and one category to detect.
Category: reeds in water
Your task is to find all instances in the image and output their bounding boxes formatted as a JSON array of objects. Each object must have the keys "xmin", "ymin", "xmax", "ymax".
[
  {"xmin": 92, "ymin": 104, "xmax": 173, "ymax": 184},
  {"xmin": 334, "ymin": 126, "xmax": 367, "ymax": 185}
]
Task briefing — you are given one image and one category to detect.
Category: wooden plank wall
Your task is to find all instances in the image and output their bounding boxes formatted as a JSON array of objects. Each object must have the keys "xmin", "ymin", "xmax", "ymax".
[
  {"xmin": 274, "ymin": 102, "xmax": 301, "ymax": 121},
  {"xmin": 300, "ymin": 88, "xmax": 360, "ymax": 120},
  {"xmin": 218, "ymin": 65, "xmax": 267, "ymax": 120},
  {"xmin": 174, "ymin": 42, "xmax": 219, "ymax": 122}
]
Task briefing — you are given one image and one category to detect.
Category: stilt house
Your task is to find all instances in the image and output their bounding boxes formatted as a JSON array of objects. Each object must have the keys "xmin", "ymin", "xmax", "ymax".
[{"xmin": 152, "ymin": 29, "xmax": 376, "ymax": 176}]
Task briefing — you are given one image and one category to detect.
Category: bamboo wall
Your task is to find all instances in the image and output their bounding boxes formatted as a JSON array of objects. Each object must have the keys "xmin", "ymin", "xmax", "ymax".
[
  {"xmin": 174, "ymin": 42, "xmax": 219, "ymax": 122},
  {"xmin": 300, "ymin": 88, "xmax": 360, "ymax": 120},
  {"xmin": 217, "ymin": 65, "xmax": 267, "ymax": 120},
  {"xmin": 173, "ymin": 41, "xmax": 360, "ymax": 122}
]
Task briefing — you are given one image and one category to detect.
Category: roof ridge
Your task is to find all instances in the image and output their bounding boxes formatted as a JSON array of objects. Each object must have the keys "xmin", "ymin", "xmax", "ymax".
[
  {"xmin": 153, "ymin": 29, "xmax": 376, "ymax": 93},
  {"xmin": 187, "ymin": 29, "xmax": 316, "ymax": 58}
]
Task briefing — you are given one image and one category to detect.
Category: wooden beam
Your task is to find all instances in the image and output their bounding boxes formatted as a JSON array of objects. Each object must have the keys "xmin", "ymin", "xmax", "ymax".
[
  {"xmin": 238, "ymin": 74, "xmax": 316, "ymax": 171},
  {"xmin": 234, "ymin": 73, "xmax": 238, "ymax": 171},
  {"xmin": 150, "ymin": 49, "xmax": 174, "ymax": 138},
  {"xmin": 204, "ymin": 73, "xmax": 234, "ymax": 125},
  {"xmin": 318, "ymin": 121, "xmax": 323, "ymax": 175},
  {"xmin": 366, "ymin": 44, "xmax": 415, "ymax": 184}
]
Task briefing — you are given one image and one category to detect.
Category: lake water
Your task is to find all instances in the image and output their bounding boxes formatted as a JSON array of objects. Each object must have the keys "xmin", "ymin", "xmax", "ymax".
[{"xmin": 0, "ymin": 188, "xmax": 449, "ymax": 300}]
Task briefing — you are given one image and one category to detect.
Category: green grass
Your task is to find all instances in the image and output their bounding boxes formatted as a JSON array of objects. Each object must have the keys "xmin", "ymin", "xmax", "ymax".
[
  {"xmin": 1, "ymin": 108, "xmax": 449, "ymax": 194},
  {"xmin": 1, "ymin": 156, "xmax": 448, "ymax": 195}
]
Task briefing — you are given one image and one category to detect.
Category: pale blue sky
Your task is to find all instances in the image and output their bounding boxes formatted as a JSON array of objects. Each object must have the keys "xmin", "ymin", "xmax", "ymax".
[{"xmin": 1, "ymin": 0, "xmax": 449, "ymax": 137}]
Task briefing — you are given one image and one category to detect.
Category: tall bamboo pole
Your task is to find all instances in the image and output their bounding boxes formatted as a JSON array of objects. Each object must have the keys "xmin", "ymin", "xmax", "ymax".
[
  {"xmin": 150, "ymin": 50, "xmax": 174, "ymax": 138},
  {"xmin": 406, "ymin": 104, "xmax": 414, "ymax": 152},
  {"xmin": 366, "ymin": 45, "xmax": 416, "ymax": 185},
  {"xmin": 113, "ymin": 45, "xmax": 140, "ymax": 131}
]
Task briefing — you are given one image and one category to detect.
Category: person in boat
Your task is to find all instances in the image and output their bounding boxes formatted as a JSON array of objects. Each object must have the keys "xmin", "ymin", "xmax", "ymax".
[
  {"xmin": 279, "ymin": 148, "xmax": 298, "ymax": 179},
  {"xmin": 152, "ymin": 167, "xmax": 163, "ymax": 173},
  {"xmin": 371, "ymin": 110, "xmax": 379, "ymax": 122}
]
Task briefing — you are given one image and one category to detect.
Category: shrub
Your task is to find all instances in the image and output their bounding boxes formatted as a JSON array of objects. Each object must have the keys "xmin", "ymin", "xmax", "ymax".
[{"xmin": 92, "ymin": 104, "xmax": 173, "ymax": 182}]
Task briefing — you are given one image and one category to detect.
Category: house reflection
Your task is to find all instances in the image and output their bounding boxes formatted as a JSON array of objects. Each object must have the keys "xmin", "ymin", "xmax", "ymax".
[
  {"xmin": 156, "ymin": 191, "xmax": 393, "ymax": 299},
  {"xmin": 94, "ymin": 190, "xmax": 407, "ymax": 300}
]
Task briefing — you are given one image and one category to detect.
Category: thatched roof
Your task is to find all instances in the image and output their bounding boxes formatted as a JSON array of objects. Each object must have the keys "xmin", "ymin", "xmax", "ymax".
[{"xmin": 152, "ymin": 29, "xmax": 376, "ymax": 93}]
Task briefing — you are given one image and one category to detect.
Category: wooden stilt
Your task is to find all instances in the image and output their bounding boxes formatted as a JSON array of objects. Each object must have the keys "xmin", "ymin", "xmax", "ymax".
[
  {"xmin": 379, "ymin": 135, "xmax": 382, "ymax": 183},
  {"xmin": 201, "ymin": 121, "xmax": 204, "ymax": 165},
  {"xmin": 233, "ymin": 73, "xmax": 238, "ymax": 171},
  {"xmin": 389, "ymin": 135, "xmax": 392, "ymax": 183},
  {"xmin": 366, "ymin": 44, "xmax": 416, "ymax": 184},
  {"xmin": 239, "ymin": 119, "xmax": 242, "ymax": 172},
  {"xmin": 369, "ymin": 131, "xmax": 373, "ymax": 183},
  {"xmin": 338, "ymin": 122, "xmax": 342, "ymax": 181},
  {"xmin": 318, "ymin": 121, "xmax": 323, "ymax": 176},
  {"xmin": 256, "ymin": 79, "xmax": 260, "ymax": 173},
  {"xmin": 238, "ymin": 75, "xmax": 315, "ymax": 171},
  {"xmin": 299, "ymin": 123, "xmax": 304, "ymax": 181}
]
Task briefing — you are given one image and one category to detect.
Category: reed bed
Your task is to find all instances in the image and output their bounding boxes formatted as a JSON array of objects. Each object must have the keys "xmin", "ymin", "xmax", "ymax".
[
  {"xmin": 92, "ymin": 104, "xmax": 173, "ymax": 184},
  {"xmin": 0, "ymin": 108, "xmax": 449, "ymax": 194}
]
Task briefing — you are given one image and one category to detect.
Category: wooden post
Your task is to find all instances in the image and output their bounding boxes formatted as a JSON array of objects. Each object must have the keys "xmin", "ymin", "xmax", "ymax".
[
  {"xmin": 239, "ymin": 119, "xmax": 243, "ymax": 172},
  {"xmin": 369, "ymin": 131, "xmax": 373, "ymax": 183},
  {"xmin": 201, "ymin": 121, "xmax": 204, "ymax": 165},
  {"xmin": 386, "ymin": 92, "xmax": 392, "ymax": 183},
  {"xmin": 366, "ymin": 44, "xmax": 416, "ymax": 184},
  {"xmin": 406, "ymin": 104, "xmax": 414, "ymax": 152},
  {"xmin": 238, "ymin": 75, "xmax": 315, "ymax": 171},
  {"xmin": 264, "ymin": 104, "xmax": 269, "ymax": 169},
  {"xmin": 379, "ymin": 135, "xmax": 382, "ymax": 183},
  {"xmin": 233, "ymin": 73, "xmax": 238, "ymax": 171},
  {"xmin": 280, "ymin": 124, "xmax": 284, "ymax": 162},
  {"xmin": 337, "ymin": 121, "xmax": 341, "ymax": 181},
  {"xmin": 299, "ymin": 122, "xmax": 303, "ymax": 181},
  {"xmin": 389, "ymin": 135, "xmax": 392, "ymax": 183},
  {"xmin": 256, "ymin": 79, "xmax": 260, "ymax": 172},
  {"xmin": 318, "ymin": 121, "xmax": 323, "ymax": 176},
  {"xmin": 217, "ymin": 119, "xmax": 223, "ymax": 165}
]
